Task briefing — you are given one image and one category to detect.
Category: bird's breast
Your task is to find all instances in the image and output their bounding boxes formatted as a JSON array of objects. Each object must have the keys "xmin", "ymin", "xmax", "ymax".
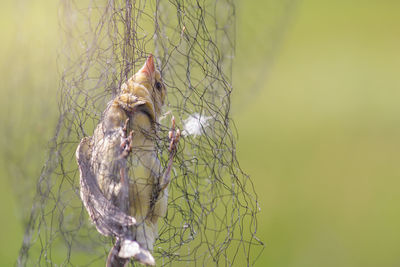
[{"xmin": 126, "ymin": 111, "xmax": 161, "ymax": 218}]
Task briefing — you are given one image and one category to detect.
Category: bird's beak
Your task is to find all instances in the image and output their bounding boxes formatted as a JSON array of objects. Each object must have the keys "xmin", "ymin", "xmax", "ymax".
[{"xmin": 139, "ymin": 54, "xmax": 155, "ymax": 78}]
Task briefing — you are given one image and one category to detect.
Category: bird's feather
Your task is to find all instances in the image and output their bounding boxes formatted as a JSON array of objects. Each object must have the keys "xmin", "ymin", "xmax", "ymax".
[{"xmin": 76, "ymin": 55, "xmax": 173, "ymax": 266}]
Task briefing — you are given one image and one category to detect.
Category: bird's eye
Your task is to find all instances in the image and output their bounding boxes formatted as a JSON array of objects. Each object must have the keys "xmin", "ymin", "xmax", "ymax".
[{"xmin": 155, "ymin": 81, "xmax": 163, "ymax": 91}]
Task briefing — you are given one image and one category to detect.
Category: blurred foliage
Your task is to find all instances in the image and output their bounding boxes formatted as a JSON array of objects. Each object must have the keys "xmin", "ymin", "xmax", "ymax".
[{"xmin": 1, "ymin": 0, "xmax": 400, "ymax": 266}]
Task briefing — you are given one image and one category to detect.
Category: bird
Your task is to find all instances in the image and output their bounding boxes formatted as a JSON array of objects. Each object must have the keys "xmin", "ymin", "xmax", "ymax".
[{"xmin": 76, "ymin": 55, "xmax": 179, "ymax": 266}]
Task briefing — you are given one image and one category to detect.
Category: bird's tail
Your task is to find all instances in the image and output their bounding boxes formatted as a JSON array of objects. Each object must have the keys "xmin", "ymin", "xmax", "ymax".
[
  {"xmin": 106, "ymin": 241, "xmax": 128, "ymax": 267},
  {"xmin": 106, "ymin": 239, "xmax": 155, "ymax": 267}
]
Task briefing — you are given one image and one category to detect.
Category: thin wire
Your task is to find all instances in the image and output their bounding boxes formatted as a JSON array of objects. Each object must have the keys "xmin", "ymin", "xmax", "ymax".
[{"xmin": 17, "ymin": 0, "xmax": 263, "ymax": 266}]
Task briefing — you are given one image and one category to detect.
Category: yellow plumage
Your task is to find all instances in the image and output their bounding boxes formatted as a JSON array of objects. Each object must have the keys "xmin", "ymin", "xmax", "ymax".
[{"xmin": 76, "ymin": 55, "xmax": 179, "ymax": 266}]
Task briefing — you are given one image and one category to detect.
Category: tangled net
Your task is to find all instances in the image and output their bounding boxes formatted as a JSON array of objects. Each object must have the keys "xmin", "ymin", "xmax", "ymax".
[{"xmin": 18, "ymin": 0, "xmax": 263, "ymax": 266}]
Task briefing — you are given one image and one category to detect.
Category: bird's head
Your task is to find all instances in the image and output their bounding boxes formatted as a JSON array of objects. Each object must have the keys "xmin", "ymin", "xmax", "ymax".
[{"xmin": 121, "ymin": 55, "xmax": 166, "ymax": 121}]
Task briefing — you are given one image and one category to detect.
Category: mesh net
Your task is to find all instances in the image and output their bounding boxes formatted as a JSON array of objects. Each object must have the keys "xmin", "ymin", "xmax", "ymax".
[{"xmin": 17, "ymin": 0, "xmax": 264, "ymax": 266}]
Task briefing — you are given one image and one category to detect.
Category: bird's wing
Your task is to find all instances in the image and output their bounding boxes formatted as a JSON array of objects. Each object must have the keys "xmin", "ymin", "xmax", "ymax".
[{"xmin": 76, "ymin": 136, "xmax": 136, "ymax": 237}]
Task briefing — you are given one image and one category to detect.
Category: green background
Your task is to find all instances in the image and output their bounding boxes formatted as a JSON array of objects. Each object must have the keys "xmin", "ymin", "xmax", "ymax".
[{"xmin": 1, "ymin": 0, "xmax": 400, "ymax": 266}]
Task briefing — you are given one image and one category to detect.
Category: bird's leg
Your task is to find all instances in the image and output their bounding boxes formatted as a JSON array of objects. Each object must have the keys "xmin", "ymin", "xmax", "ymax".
[
  {"xmin": 119, "ymin": 117, "xmax": 134, "ymax": 222},
  {"xmin": 117, "ymin": 118, "xmax": 139, "ymax": 264},
  {"xmin": 160, "ymin": 116, "xmax": 180, "ymax": 190}
]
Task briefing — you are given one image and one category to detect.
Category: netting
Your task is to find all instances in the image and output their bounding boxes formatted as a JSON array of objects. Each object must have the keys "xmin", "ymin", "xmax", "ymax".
[{"xmin": 17, "ymin": 0, "xmax": 263, "ymax": 266}]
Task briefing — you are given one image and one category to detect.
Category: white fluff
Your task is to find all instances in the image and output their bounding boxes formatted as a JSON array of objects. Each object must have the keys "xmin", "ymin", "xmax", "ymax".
[
  {"xmin": 182, "ymin": 113, "xmax": 211, "ymax": 137},
  {"xmin": 118, "ymin": 240, "xmax": 140, "ymax": 258},
  {"xmin": 118, "ymin": 239, "xmax": 155, "ymax": 266}
]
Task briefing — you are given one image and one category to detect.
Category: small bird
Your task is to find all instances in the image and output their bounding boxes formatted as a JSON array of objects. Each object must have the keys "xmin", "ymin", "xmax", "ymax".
[{"xmin": 76, "ymin": 55, "xmax": 179, "ymax": 266}]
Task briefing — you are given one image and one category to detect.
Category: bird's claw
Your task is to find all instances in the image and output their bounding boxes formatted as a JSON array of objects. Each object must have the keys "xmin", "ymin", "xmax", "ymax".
[
  {"xmin": 168, "ymin": 116, "xmax": 180, "ymax": 153},
  {"xmin": 160, "ymin": 116, "xmax": 180, "ymax": 190},
  {"xmin": 121, "ymin": 118, "xmax": 133, "ymax": 158}
]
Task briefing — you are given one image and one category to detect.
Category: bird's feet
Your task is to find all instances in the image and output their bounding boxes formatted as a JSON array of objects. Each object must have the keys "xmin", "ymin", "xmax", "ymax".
[
  {"xmin": 168, "ymin": 116, "xmax": 181, "ymax": 153},
  {"xmin": 120, "ymin": 118, "xmax": 133, "ymax": 158},
  {"xmin": 160, "ymin": 116, "xmax": 180, "ymax": 190}
]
